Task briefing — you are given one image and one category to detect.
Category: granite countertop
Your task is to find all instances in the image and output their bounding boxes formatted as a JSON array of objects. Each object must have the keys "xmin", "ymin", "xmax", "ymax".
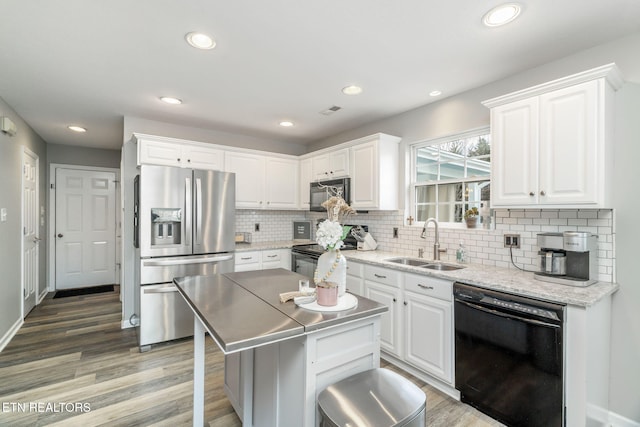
[
  {"xmin": 235, "ymin": 239, "xmax": 313, "ymax": 252},
  {"xmin": 239, "ymin": 240, "xmax": 619, "ymax": 307},
  {"xmin": 342, "ymin": 250, "xmax": 619, "ymax": 307}
]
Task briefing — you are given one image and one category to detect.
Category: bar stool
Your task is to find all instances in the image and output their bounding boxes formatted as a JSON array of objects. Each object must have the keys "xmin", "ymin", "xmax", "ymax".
[{"xmin": 318, "ymin": 368, "xmax": 427, "ymax": 427}]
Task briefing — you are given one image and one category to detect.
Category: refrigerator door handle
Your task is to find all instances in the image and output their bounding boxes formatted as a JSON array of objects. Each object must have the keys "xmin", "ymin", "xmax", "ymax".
[
  {"xmin": 143, "ymin": 286, "xmax": 179, "ymax": 294},
  {"xmin": 185, "ymin": 177, "xmax": 192, "ymax": 247},
  {"xmin": 142, "ymin": 254, "xmax": 234, "ymax": 267},
  {"xmin": 195, "ymin": 177, "xmax": 202, "ymax": 244}
]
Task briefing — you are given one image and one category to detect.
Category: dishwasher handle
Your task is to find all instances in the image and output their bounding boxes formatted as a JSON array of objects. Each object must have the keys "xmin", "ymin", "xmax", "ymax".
[
  {"xmin": 456, "ymin": 299, "xmax": 561, "ymax": 329},
  {"xmin": 143, "ymin": 254, "xmax": 233, "ymax": 267}
]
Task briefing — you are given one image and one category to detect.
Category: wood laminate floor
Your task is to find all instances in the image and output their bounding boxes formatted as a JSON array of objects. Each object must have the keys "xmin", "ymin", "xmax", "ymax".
[{"xmin": 0, "ymin": 288, "xmax": 503, "ymax": 426}]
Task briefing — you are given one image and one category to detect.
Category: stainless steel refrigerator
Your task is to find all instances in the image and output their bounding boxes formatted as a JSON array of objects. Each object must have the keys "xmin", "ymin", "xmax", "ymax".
[{"xmin": 135, "ymin": 165, "xmax": 235, "ymax": 350}]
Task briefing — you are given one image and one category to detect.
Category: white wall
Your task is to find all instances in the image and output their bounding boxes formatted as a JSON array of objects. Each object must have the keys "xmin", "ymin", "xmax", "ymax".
[{"xmin": 0, "ymin": 97, "xmax": 48, "ymax": 349}]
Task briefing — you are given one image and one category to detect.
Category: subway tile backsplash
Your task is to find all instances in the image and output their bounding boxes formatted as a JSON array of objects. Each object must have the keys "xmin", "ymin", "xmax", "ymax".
[{"xmin": 236, "ymin": 208, "xmax": 616, "ymax": 283}]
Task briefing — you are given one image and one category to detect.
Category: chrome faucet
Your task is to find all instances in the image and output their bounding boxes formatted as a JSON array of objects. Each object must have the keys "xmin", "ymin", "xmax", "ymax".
[{"xmin": 421, "ymin": 218, "xmax": 446, "ymax": 261}]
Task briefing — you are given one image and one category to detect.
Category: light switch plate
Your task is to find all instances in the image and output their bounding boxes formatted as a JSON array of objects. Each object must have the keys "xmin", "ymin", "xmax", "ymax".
[{"xmin": 1, "ymin": 208, "xmax": 7, "ymax": 222}]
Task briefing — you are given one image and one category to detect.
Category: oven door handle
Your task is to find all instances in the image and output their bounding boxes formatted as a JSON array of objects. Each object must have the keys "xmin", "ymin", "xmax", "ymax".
[{"xmin": 456, "ymin": 300, "xmax": 561, "ymax": 329}]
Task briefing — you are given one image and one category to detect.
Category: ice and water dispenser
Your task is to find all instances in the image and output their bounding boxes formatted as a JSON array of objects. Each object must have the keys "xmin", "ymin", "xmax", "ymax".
[{"xmin": 150, "ymin": 208, "xmax": 182, "ymax": 246}]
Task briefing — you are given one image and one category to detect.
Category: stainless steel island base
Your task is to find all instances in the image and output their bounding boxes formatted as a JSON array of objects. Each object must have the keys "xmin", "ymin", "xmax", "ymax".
[{"xmin": 175, "ymin": 269, "xmax": 387, "ymax": 427}]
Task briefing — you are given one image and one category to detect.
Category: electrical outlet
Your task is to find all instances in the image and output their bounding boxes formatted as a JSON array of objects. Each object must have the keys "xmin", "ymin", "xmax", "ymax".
[
  {"xmin": 504, "ymin": 233, "xmax": 521, "ymax": 248},
  {"xmin": 254, "ymin": 223, "xmax": 260, "ymax": 232},
  {"xmin": 393, "ymin": 227, "xmax": 398, "ymax": 238}
]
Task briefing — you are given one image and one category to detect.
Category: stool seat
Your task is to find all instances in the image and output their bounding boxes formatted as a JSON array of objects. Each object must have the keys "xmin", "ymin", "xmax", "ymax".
[{"xmin": 318, "ymin": 368, "xmax": 427, "ymax": 427}]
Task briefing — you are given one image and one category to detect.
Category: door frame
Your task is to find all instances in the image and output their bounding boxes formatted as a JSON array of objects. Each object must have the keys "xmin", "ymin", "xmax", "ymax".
[
  {"xmin": 21, "ymin": 146, "xmax": 39, "ymax": 315},
  {"xmin": 48, "ymin": 164, "xmax": 121, "ymax": 292}
]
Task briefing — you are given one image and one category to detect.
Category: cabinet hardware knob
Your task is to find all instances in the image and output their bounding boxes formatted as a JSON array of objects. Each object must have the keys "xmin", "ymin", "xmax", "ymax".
[
  {"xmin": 417, "ymin": 284, "xmax": 434, "ymax": 290},
  {"xmin": 374, "ymin": 274, "xmax": 387, "ymax": 279},
  {"xmin": 540, "ymin": 190, "xmax": 546, "ymax": 196},
  {"xmin": 392, "ymin": 298, "xmax": 397, "ymax": 302},
  {"xmin": 403, "ymin": 301, "xmax": 408, "ymax": 306},
  {"xmin": 187, "ymin": 159, "xmax": 191, "ymax": 163},
  {"xmin": 57, "ymin": 233, "xmax": 63, "ymax": 238},
  {"xmin": 529, "ymin": 191, "xmax": 535, "ymax": 197},
  {"xmin": 177, "ymin": 158, "xmax": 181, "ymax": 162}
]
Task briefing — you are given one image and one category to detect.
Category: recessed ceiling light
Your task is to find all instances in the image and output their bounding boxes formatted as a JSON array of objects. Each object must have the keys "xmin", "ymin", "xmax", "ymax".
[
  {"xmin": 483, "ymin": 3, "xmax": 521, "ymax": 27},
  {"xmin": 342, "ymin": 85, "xmax": 363, "ymax": 95},
  {"xmin": 429, "ymin": 90, "xmax": 442, "ymax": 97},
  {"xmin": 68, "ymin": 125, "xmax": 86, "ymax": 133},
  {"xmin": 160, "ymin": 96, "xmax": 183, "ymax": 105},
  {"xmin": 185, "ymin": 32, "xmax": 216, "ymax": 50},
  {"xmin": 279, "ymin": 121, "xmax": 294, "ymax": 127}
]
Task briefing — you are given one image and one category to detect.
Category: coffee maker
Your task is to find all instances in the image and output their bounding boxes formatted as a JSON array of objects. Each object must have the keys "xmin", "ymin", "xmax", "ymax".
[{"xmin": 534, "ymin": 231, "xmax": 598, "ymax": 286}]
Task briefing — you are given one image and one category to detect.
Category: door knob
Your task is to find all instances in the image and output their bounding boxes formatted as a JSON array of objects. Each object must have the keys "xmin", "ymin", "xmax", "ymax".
[
  {"xmin": 57, "ymin": 233, "xmax": 63, "ymax": 238},
  {"xmin": 33, "ymin": 237, "xmax": 41, "ymax": 243}
]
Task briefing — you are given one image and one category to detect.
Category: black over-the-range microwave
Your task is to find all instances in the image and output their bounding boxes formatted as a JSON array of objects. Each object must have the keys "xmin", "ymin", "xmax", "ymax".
[{"xmin": 310, "ymin": 178, "xmax": 351, "ymax": 212}]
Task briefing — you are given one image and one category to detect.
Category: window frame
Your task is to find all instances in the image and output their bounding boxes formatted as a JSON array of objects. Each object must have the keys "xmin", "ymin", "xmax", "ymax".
[{"xmin": 409, "ymin": 126, "xmax": 491, "ymax": 228}]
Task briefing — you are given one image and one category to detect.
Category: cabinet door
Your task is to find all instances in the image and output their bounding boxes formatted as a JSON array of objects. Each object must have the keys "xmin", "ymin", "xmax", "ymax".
[
  {"xmin": 225, "ymin": 152, "xmax": 266, "ymax": 208},
  {"xmin": 184, "ymin": 145, "xmax": 224, "ymax": 171},
  {"xmin": 365, "ymin": 280, "xmax": 402, "ymax": 358},
  {"xmin": 345, "ymin": 261, "xmax": 364, "ymax": 296},
  {"xmin": 539, "ymin": 80, "xmax": 599, "ymax": 205},
  {"xmin": 491, "ymin": 97, "xmax": 539, "ymax": 206},
  {"xmin": 265, "ymin": 157, "xmax": 298, "ymax": 209},
  {"xmin": 312, "ymin": 148, "xmax": 350, "ymax": 180},
  {"xmin": 350, "ymin": 141, "xmax": 377, "ymax": 208},
  {"xmin": 404, "ymin": 291, "xmax": 453, "ymax": 384},
  {"xmin": 138, "ymin": 139, "xmax": 183, "ymax": 167},
  {"xmin": 330, "ymin": 148, "xmax": 350, "ymax": 177},
  {"xmin": 299, "ymin": 158, "xmax": 313, "ymax": 209}
]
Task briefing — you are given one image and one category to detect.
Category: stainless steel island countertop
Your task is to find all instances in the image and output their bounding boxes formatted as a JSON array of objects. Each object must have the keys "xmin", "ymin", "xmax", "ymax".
[{"xmin": 174, "ymin": 268, "xmax": 387, "ymax": 353}]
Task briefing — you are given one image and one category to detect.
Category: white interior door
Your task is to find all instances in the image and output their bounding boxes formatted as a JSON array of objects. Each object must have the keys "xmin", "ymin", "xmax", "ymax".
[
  {"xmin": 55, "ymin": 168, "xmax": 116, "ymax": 289},
  {"xmin": 22, "ymin": 148, "xmax": 39, "ymax": 316}
]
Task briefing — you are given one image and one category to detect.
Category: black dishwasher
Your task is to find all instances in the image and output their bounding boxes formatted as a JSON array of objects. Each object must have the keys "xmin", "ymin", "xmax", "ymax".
[{"xmin": 454, "ymin": 283, "xmax": 565, "ymax": 427}]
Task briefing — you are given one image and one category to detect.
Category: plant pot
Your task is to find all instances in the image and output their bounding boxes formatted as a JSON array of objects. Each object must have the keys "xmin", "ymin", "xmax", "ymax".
[
  {"xmin": 316, "ymin": 281, "xmax": 339, "ymax": 306},
  {"xmin": 465, "ymin": 217, "xmax": 479, "ymax": 228}
]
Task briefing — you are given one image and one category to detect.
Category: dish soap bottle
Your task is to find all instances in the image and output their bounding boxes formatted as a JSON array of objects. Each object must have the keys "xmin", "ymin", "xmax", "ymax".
[{"xmin": 456, "ymin": 241, "xmax": 467, "ymax": 263}]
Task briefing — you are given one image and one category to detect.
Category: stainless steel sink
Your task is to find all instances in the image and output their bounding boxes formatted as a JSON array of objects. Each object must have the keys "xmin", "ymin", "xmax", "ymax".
[
  {"xmin": 384, "ymin": 257, "xmax": 466, "ymax": 271},
  {"xmin": 385, "ymin": 257, "xmax": 430, "ymax": 267},
  {"xmin": 421, "ymin": 263, "xmax": 466, "ymax": 271}
]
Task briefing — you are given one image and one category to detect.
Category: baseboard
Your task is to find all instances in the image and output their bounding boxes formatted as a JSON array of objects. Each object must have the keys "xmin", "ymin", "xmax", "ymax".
[
  {"xmin": 0, "ymin": 317, "xmax": 23, "ymax": 352},
  {"xmin": 609, "ymin": 410, "xmax": 640, "ymax": 427},
  {"xmin": 37, "ymin": 289, "xmax": 48, "ymax": 304},
  {"xmin": 587, "ymin": 403, "xmax": 640, "ymax": 427}
]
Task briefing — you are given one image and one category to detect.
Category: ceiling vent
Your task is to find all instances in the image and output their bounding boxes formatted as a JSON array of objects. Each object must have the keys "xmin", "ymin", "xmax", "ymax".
[{"xmin": 320, "ymin": 106, "xmax": 342, "ymax": 116}]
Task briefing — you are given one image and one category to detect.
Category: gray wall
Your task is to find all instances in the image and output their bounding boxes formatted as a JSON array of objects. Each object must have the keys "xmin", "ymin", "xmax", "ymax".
[
  {"xmin": 308, "ymin": 32, "xmax": 640, "ymax": 423},
  {"xmin": 123, "ymin": 116, "xmax": 307, "ymax": 156},
  {"xmin": 47, "ymin": 143, "xmax": 121, "ymax": 169},
  {"xmin": 0, "ymin": 96, "xmax": 47, "ymax": 347}
]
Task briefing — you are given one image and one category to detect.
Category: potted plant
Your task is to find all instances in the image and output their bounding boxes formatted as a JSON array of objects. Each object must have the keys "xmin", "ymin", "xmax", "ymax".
[{"xmin": 464, "ymin": 207, "xmax": 479, "ymax": 228}]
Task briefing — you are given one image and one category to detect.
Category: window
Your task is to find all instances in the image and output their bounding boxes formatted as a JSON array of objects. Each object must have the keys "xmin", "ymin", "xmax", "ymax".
[{"xmin": 411, "ymin": 128, "xmax": 491, "ymax": 225}]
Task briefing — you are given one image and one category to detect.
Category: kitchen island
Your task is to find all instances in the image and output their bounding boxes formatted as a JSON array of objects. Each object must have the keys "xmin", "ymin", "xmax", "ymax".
[{"xmin": 174, "ymin": 268, "xmax": 387, "ymax": 427}]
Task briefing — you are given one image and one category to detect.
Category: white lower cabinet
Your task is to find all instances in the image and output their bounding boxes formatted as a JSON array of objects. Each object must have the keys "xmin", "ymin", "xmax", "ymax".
[
  {"xmin": 403, "ymin": 274, "xmax": 453, "ymax": 384},
  {"xmin": 235, "ymin": 249, "xmax": 291, "ymax": 272},
  {"xmin": 363, "ymin": 265, "xmax": 454, "ymax": 387},
  {"xmin": 345, "ymin": 261, "xmax": 364, "ymax": 296},
  {"xmin": 364, "ymin": 265, "xmax": 403, "ymax": 358}
]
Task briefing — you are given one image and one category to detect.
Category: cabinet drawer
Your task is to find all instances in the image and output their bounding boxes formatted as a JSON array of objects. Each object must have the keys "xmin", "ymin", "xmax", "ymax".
[
  {"xmin": 262, "ymin": 250, "xmax": 281, "ymax": 263},
  {"xmin": 404, "ymin": 273, "xmax": 452, "ymax": 302},
  {"xmin": 364, "ymin": 265, "xmax": 401, "ymax": 288},
  {"xmin": 235, "ymin": 251, "xmax": 261, "ymax": 265}
]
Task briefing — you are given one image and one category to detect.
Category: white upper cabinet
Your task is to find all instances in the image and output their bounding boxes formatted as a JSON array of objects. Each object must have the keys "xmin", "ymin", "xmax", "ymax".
[
  {"xmin": 299, "ymin": 157, "xmax": 313, "ymax": 209},
  {"xmin": 350, "ymin": 134, "xmax": 401, "ymax": 210},
  {"xmin": 484, "ymin": 64, "xmax": 623, "ymax": 208},
  {"xmin": 225, "ymin": 151, "xmax": 298, "ymax": 209},
  {"xmin": 137, "ymin": 135, "xmax": 224, "ymax": 170},
  {"xmin": 312, "ymin": 148, "xmax": 350, "ymax": 180}
]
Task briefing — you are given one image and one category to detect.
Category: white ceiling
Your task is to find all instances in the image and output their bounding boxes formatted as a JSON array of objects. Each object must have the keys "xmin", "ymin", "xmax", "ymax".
[{"xmin": 1, "ymin": 1, "xmax": 639, "ymax": 150}]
